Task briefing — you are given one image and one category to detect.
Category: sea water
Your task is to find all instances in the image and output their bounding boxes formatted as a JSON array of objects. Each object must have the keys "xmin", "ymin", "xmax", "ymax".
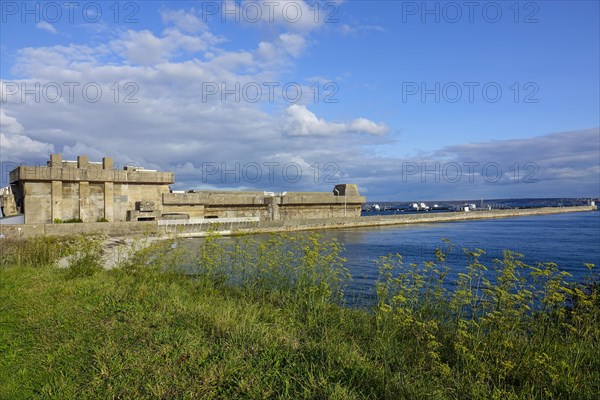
[
  {"xmin": 321, "ymin": 210, "xmax": 600, "ymax": 303},
  {"xmin": 183, "ymin": 209, "xmax": 599, "ymax": 305}
]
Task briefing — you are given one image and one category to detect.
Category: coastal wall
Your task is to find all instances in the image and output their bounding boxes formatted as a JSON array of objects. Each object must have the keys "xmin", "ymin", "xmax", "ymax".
[
  {"xmin": 219, "ymin": 205, "xmax": 599, "ymax": 236},
  {"xmin": 0, "ymin": 221, "xmax": 158, "ymax": 239},
  {"xmin": 162, "ymin": 189, "xmax": 364, "ymax": 220},
  {"xmin": 1, "ymin": 205, "xmax": 596, "ymax": 240}
]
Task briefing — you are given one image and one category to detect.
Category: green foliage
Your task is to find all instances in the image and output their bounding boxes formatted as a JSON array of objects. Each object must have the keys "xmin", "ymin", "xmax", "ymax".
[
  {"xmin": 63, "ymin": 236, "xmax": 104, "ymax": 279},
  {"xmin": 137, "ymin": 231, "xmax": 350, "ymax": 325},
  {"xmin": 0, "ymin": 236, "xmax": 76, "ymax": 268},
  {"xmin": 374, "ymin": 243, "xmax": 600, "ymax": 399},
  {"xmin": 54, "ymin": 218, "xmax": 84, "ymax": 223},
  {"xmin": 96, "ymin": 217, "xmax": 109, "ymax": 222},
  {"xmin": 1, "ymin": 235, "xmax": 598, "ymax": 399}
]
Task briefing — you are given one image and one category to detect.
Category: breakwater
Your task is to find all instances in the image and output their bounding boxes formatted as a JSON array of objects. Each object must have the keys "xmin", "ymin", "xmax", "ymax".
[{"xmin": 1, "ymin": 205, "xmax": 596, "ymax": 240}]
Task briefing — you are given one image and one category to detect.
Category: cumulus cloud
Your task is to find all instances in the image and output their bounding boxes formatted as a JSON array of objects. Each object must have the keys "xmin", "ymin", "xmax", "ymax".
[
  {"xmin": 2, "ymin": 7, "xmax": 597, "ymax": 200},
  {"xmin": 278, "ymin": 33, "xmax": 307, "ymax": 57},
  {"xmin": 161, "ymin": 9, "xmax": 207, "ymax": 33},
  {"xmin": 284, "ymin": 104, "xmax": 388, "ymax": 136},
  {"xmin": 111, "ymin": 28, "xmax": 221, "ymax": 66},
  {"xmin": 0, "ymin": 109, "xmax": 54, "ymax": 162},
  {"xmin": 0, "ymin": 110, "xmax": 24, "ymax": 135},
  {"xmin": 1, "ymin": 5, "xmax": 387, "ymax": 188},
  {"xmin": 223, "ymin": 0, "xmax": 326, "ymax": 33}
]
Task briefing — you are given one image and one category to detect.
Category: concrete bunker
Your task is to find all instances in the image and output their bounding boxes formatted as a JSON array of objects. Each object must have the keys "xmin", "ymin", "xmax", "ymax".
[{"xmin": 4, "ymin": 154, "xmax": 366, "ymax": 224}]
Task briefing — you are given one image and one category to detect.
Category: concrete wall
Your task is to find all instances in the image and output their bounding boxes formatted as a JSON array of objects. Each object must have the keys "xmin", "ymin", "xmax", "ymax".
[
  {"xmin": 89, "ymin": 183, "xmax": 105, "ymax": 221},
  {"xmin": 1, "ymin": 206, "xmax": 596, "ymax": 240},
  {"xmin": 278, "ymin": 204, "xmax": 362, "ymax": 220},
  {"xmin": 24, "ymin": 182, "xmax": 51, "ymax": 223},
  {"xmin": 11, "ymin": 154, "xmax": 174, "ymax": 224},
  {"xmin": 0, "ymin": 221, "xmax": 158, "ymax": 239},
  {"xmin": 113, "ymin": 183, "xmax": 170, "ymax": 222},
  {"xmin": 61, "ymin": 182, "xmax": 79, "ymax": 221},
  {"xmin": 21, "ymin": 180, "xmax": 171, "ymax": 224},
  {"xmin": 10, "ymin": 166, "xmax": 174, "ymax": 185},
  {"xmin": 162, "ymin": 189, "xmax": 366, "ymax": 221}
]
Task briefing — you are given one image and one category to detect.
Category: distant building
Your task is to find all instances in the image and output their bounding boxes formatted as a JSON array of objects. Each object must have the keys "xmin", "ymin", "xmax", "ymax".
[
  {"xmin": 0, "ymin": 186, "xmax": 18, "ymax": 217},
  {"xmin": 5, "ymin": 154, "xmax": 365, "ymax": 224}
]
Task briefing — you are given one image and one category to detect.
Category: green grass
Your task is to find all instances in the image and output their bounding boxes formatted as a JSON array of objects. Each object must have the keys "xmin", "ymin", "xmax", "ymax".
[{"xmin": 1, "ymin": 234, "xmax": 598, "ymax": 399}]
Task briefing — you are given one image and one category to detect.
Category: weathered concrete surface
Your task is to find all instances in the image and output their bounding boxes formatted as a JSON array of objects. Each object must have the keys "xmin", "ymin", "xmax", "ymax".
[
  {"xmin": 10, "ymin": 154, "xmax": 173, "ymax": 224},
  {"xmin": 8, "ymin": 155, "xmax": 365, "ymax": 224},
  {"xmin": 162, "ymin": 187, "xmax": 365, "ymax": 220},
  {"xmin": 0, "ymin": 188, "xmax": 18, "ymax": 217},
  {"xmin": 242, "ymin": 206, "xmax": 598, "ymax": 234},
  {"xmin": 55, "ymin": 236, "xmax": 162, "ymax": 270},
  {"xmin": 1, "ymin": 206, "xmax": 595, "ymax": 240},
  {"xmin": 0, "ymin": 221, "xmax": 158, "ymax": 239},
  {"xmin": 333, "ymin": 184, "xmax": 360, "ymax": 196},
  {"xmin": 160, "ymin": 205, "xmax": 598, "ymax": 238},
  {"xmin": 10, "ymin": 165, "xmax": 174, "ymax": 184},
  {"xmin": 100, "ymin": 236, "xmax": 165, "ymax": 269}
]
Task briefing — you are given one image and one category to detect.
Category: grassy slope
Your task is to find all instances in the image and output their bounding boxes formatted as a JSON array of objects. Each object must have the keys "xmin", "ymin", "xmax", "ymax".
[
  {"xmin": 1, "ymin": 235, "xmax": 599, "ymax": 399},
  {"xmin": 1, "ymin": 265, "xmax": 382, "ymax": 399}
]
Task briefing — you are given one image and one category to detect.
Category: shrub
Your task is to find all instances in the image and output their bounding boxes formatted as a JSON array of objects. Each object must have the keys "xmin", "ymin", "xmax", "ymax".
[
  {"xmin": 0, "ymin": 236, "xmax": 77, "ymax": 268},
  {"xmin": 374, "ymin": 243, "xmax": 599, "ymax": 398},
  {"xmin": 63, "ymin": 236, "xmax": 104, "ymax": 279}
]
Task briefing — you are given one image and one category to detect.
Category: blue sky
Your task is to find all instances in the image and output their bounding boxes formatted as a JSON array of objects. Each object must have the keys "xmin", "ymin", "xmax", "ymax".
[{"xmin": 1, "ymin": 1, "xmax": 599, "ymax": 200}]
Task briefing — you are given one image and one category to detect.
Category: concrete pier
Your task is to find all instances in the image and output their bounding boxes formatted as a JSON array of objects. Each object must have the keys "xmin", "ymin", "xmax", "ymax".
[{"xmin": 1, "ymin": 205, "xmax": 596, "ymax": 240}]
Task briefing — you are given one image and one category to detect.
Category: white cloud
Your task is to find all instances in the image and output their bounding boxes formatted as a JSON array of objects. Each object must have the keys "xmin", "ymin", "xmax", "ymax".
[
  {"xmin": 0, "ymin": 109, "xmax": 54, "ymax": 161},
  {"xmin": 348, "ymin": 118, "xmax": 389, "ymax": 135},
  {"xmin": 111, "ymin": 27, "xmax": 222, "ymax": 66},
  {"xmin": 161, "ymin": 9, "xmax": 207, "ymax": 33},
  {"xmin": 0, "ymin": 109, "xmax": 24, "ymax": 135},
  {"xmin": 223, "ymin": 0, "xmax": 326, "ymax": 33},
  {"xmin": 284, "ymin": 104, "xmax": 388, "ymax": 136},
  {"xmin": 278, "ymin": 33, "xmax": 307, "ymax": 57},
  {"xmin": 36, "ymin": 21, "xmax": 57, "ymax": 34},
  {"xmin": 339, "ymin": 24, "xmax": 384, "ymax": 35},
  {"xmin": 8, "ymin": 8, "xmax": 597, "ymax": 200},
  {"xmin": 12, "ymin": 45, "xmax": 105, "ymax": 80}
]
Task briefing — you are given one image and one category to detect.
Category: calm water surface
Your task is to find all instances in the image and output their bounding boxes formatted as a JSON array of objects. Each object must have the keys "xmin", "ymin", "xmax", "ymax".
[
  {"xmin": 186, "ymin": 210, "xmax": 600, "ymax": 304},
  {"xmin": 319, "ymin": 211, "xmax": 600, "ymax": 302}
]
